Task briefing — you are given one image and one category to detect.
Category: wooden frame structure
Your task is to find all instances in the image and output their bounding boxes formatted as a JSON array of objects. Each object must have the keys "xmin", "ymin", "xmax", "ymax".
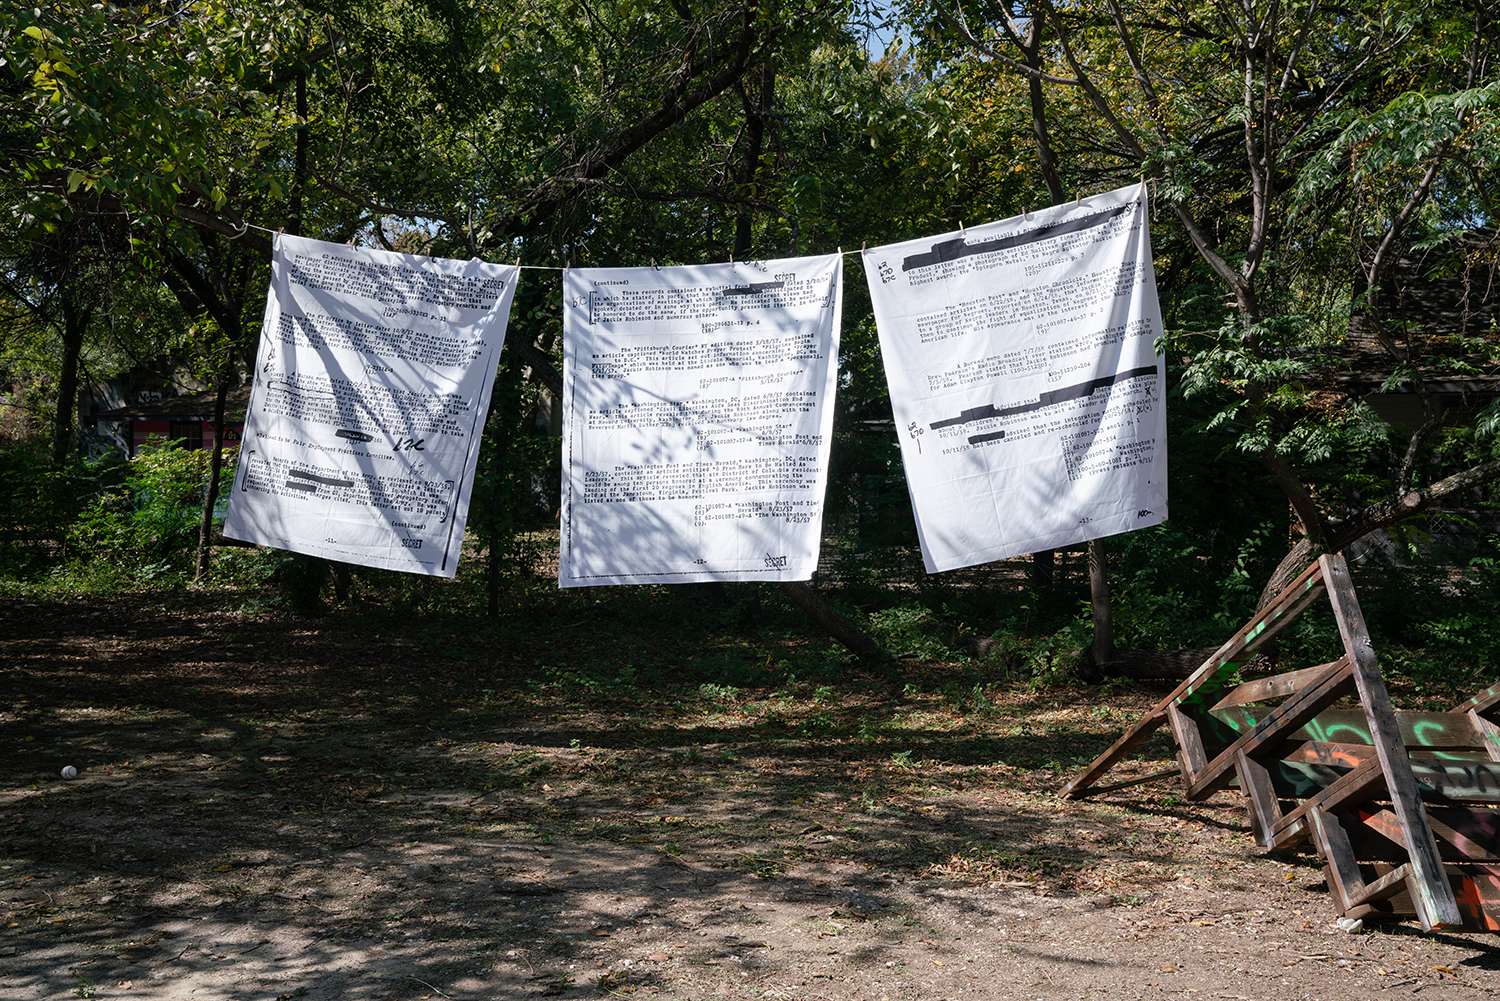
[{"xmin": 1063, "ymin": 553, "xmax": 1500, "ymax": 931}]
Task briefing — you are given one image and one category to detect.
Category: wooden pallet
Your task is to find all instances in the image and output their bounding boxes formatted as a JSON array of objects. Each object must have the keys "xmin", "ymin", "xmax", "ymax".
[{"xmin": 1061, "ymin": 553, "xmax": 1500, "ymax": 932}]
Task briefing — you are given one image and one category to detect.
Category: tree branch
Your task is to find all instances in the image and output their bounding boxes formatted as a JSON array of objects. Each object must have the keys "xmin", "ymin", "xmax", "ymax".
[
  {"xmin": 309, "ymin": 169, "xmax": 475, "ymax": 256},
  {"xmin": 1330, "ymin": 457, "xmax": 1500, "ymax": 552},
  {"xmin": 171, "ymin": 205, "xmax": 272, "ymax": 258},
  {"xmin": 505, "ymin": 336, "xmax": 563, "ymax": 398},
  {"xmin": 931, "ymin": 0, "xmax": 1081, "ymax": 85},
  {"xmin": 1261, "ymin": 445, "xmax": 1327, "ymax": 544}
]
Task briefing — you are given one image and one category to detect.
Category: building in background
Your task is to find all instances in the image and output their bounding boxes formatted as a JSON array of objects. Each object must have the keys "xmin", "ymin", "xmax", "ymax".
[{"xmin": 87, "ymin": 385, "xmax": 250, "ymax": 458}]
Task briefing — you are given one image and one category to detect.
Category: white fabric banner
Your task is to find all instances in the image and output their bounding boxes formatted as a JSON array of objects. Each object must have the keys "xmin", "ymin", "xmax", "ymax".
[
  {"xmin": 559, "ymin": 255, "xmax": 843, "ymax": 586},
  {"xmin": 223, "ymin": 235, "xmax": 518, "ymax": 576},
  {"xmin": 864, "ymin": 185, "xmax": 1168, "ymax": 573}
]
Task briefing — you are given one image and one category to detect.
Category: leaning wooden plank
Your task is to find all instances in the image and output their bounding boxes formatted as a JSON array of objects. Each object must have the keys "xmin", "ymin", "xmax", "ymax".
[
  {"xmin": 1061, "ymin": 560, "xmax": 1327, "ymax": 797},
  {"xmin": 1184, "ymin": 656, "xmax": 1354, "ymax": 801},
  {"xmin": 1344, "ymin": 806, "xmax": 1500, "ymax": 864},
  {"xmin": 1209, "ymin": 662, "xmax": 1341, "ymax": 712},
  {"xmin": 1345, "ymin": 862, "xmax": 1414, "ymax": 908},
  {"xmin": 1427, "ymin": 811, "xmax": 1500, "ymax": 863},
  {"xmin": 1282, "ymin": 741, "xmax": 1500, "ymax": 770},
  {"xmin": 1281, "ymin": 741, "xmax": 1376, "ymax": 770},
  {"xmin": 1409, "ymin": 757, "xmax": 1500, "ymax": 804},
  {"xmin": 1209, "ymin": 706, "xmax": 1488, "ymax": 750},
  {"xmin": 1238, "ymin": 749, "xmax": 1285, "ymax": 849},
  {"xmin": 1470, "ymin": 710, "xmax": 1500, "ymax": 764},
  {"xmin": 1344, "ymin": 872, "xmax": 1417, "ymax": 923},
  {"xmin": 1454, "ymin": 867, "xmax": 1500, "ymax": 931},
  {"xmin": 1269, "ymin": 757, "xmax": 1500, "ymax": 806},
  {"xmin": 1167, "ymin": 704, "xmax": 1209, "ymax": 784},
  {"xmin": 1322, "ymin": 552, "xmax": 1461, "ymax": 930},
  {"xmin": 1073, "ymin": 767, "xmax": 1181, "ymax": 797},
  {"xmin": 1343, "ymin": 865, "xmax": 1500, "ymax": 931},
  {"xmin": 1173, "ymin": 560, "xmax": 1329, "ymax": 711},
  {"xmin": 1339, "ymin": 806, "xmax": 1413, "ymax": 864},
  {"xmin": 1271, "ymin": 756, "xmax": 1385, "ymax": 848},
  {"xmin": 1310, "ymin": 806, "xmax": 1369, "ymax": 913},
  {"xmin": 1060, "ymin": 709, "xmax": 1170, "ymax": 799},
  {"xmin": 1453, "ymin": 684, "xmax": 1500, "ymax": 716},
  {"xmin": 1266, "ymin": 758, "xmax": 1347, "ymax": 800}
]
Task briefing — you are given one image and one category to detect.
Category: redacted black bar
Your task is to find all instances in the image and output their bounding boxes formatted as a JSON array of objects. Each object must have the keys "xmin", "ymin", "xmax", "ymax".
[
  {"xmin": 931, "ymin": 366, "xmax": 1157, "ymax": 431},
  {"xmin": 288, "ymin": 468, "xmax": 355, "ymax": 489},
  {"xmin": 722, "ymin": 282, "xmax": 785, "ymax": 296},
  {"xmin": 901, "ymin": 204, "xmax": 1129, "ymax": 272}
]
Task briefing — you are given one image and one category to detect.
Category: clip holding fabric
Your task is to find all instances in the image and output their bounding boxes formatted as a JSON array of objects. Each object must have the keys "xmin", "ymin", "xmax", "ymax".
[{"xmin": 861, "ymin": 241, "xmax": 867, "ymax": 255}]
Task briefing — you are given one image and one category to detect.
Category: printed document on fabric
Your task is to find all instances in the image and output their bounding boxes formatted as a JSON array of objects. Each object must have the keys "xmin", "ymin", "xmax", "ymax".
[
  {"xmin": 224, "ymin": 234, "xmax": 518, "ymax": 576},
  {"xmin": 559, "ymin": 255, "xmax": 843, "ymax": 586},
  {"xmin": 864, "ymin": 185, "xmax": 1168, "ymax": 573}
]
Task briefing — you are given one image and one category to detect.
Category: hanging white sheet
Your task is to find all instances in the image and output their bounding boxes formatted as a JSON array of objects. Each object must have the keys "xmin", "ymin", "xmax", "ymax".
[
  {"xmin": 223, "ymin": 234, "xmax": 518, "ymax": 576},
  {"xmin": 559, "ymin": 255, "xmax": 843, "ymax": 586},
  {"xmin": 864, "ymin": 185, "xmax": 1168, "ymax": 572}
]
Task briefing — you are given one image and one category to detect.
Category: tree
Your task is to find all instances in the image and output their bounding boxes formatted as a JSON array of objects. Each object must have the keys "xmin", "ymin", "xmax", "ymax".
[
  {"xmin": 0, "ymin": 220, "xmax": 102, "ymax": 463},
  {"xmin": 915, "ymin": 0, "xmax": 1500, "ymax": 602}
]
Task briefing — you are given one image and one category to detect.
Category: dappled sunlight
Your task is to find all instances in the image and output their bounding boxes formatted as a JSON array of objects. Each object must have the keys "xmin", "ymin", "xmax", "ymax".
[{"xmin": 6, "ymin": 590, "xmax": 1500, "ymax": 998}]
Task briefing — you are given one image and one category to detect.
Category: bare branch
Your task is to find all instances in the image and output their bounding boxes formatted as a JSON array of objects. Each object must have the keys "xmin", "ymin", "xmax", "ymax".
[
  {"xmin": 1103, "ymin": 0, "xmax": 1167, "ymax": 137},
  {"xmin": 309, "ymin": 169, "xmax": 476, "ymax": 256},
  {"xmin": 931, "ymin": 0, "xmax": 1081, "ymax": 85}
]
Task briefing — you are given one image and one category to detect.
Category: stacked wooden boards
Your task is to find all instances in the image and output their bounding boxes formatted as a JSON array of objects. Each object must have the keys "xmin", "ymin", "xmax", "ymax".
[{"xmin": 1062, "ymin": 553, "xmax": 1500, "ymax": 932}]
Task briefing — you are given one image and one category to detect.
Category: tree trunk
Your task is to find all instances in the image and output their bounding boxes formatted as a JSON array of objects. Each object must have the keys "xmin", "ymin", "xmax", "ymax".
[
  {"xmin": 1022, "ymin": 20, "xmax": 1066, "ymax": 206},
  {"xmin": 733, "ymin": 55, "xmax": 773, "ymax": 256},
  {"xmin": 726, "ymin": 59, "xmax": 880, "ymax": 652},
  {"xmin": 778, "ymin": 581, "xmax": 883, "ymax": 656},
  {"xmin": 487, "ymin": 353, "xmax": 519, "ymax": 619},
  {"xmin": 1089, "ymin": 539, "xmax": 1114, "ymax": 665},
  {"xmin": 331, "ymin": 561, "xmax": 351, "ymax": 602},
  {"xmin": 1256, "ymin": 536, "xmax": 1319, "ymax": 611},
  {"xmin": 194, "ymin": 373, "xmax": 232, "ymax": 581},
  {"xmin": 1020, "ymin": 18, "xmax": 1115, "ymax": 658},
  {"xmin": 1032, "ymin": 548, "xmax": 1055, "ymax": 587},
  {"xmin": 51, "ymin": 300, "xmax": 89, "ymax": 464}
]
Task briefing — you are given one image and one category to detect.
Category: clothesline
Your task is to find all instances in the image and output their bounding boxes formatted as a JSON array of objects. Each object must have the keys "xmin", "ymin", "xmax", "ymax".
[
  {"xmin": 228, "ymin": 217, "xmax": 862, "ymax": 265},
  {"xmin": 221, "ymin": 177, "xmax": 1151, "ymax": 267}
]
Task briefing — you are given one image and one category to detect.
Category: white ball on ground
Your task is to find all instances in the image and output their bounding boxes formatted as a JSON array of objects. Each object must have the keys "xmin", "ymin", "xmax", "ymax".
[{"xmin": 61, "ymin": 765, "xmax": 78, "ymax": 779}]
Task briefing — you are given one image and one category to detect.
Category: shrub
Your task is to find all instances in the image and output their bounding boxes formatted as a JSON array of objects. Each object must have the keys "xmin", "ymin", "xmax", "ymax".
[{"xmin": 70, "ymin": 435, "xmax": 229, "ymax": 569}]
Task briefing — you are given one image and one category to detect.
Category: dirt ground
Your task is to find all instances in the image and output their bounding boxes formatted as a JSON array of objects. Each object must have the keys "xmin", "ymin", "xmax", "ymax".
[{"xmin": 3, "ymin": 593, "xmax": 1499, "ymax": 1001}]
